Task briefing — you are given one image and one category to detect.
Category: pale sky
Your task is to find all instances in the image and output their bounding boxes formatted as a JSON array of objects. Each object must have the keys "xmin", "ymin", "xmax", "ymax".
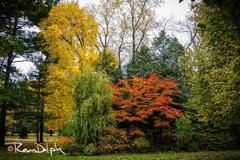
[
  {"xmin": 156, "ymin": 0, "xmax": 191, "ymax": 20},
  {"xmin": 77, "ymin": 0, "xmax": 191, "ymax": 21},
  {"xmin": 16, "ymin": 0, "xmax": 192, "ymax": 74}
]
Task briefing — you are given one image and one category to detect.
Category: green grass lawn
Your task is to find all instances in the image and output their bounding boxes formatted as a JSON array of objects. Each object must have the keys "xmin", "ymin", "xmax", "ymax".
[
  {"xmin": 6, "ymin": 133, "xmax": 58, "ymax": 139},
  {"xmin": 5, "ymin": 133, "xmax": 58, "ymax": 143},
  {"xmin": 2, "ymin": 135, "xmax": 240, "ymax": 159},
  {"xmin": 0, "ymin": 150, "xmax": 240, "ymax": 160}
]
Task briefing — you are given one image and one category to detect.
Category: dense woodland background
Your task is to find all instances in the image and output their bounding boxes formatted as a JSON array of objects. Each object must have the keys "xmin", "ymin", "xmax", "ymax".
[{"xmin": 0, "ymin": 0, "xmax": 239, "ymax": 155}]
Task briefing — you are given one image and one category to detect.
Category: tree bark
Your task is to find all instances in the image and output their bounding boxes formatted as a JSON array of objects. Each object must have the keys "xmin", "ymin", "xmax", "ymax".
[
  {"xmin": 0, "ymin": 16, "xmax": 18, "ymax": 146},
  {"xmin": 0, "ymin": 107, "xmax": 7, "ymax": 146},
  {"xmin": 0, "ymin": 53, "xmax": 12, "ymax": 146},
  {"xmin": 39, "ymin": 109, "xmax": 44, "ymax": 143},
  {"xmin": 36, "ymin": 114, "xmax": 40, "ymax": 143}
]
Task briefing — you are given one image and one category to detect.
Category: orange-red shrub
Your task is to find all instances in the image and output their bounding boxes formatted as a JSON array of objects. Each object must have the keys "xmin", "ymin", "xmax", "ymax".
[{"xmin": 112, "ymin": 73, "xmax": 182, "ymax": 145}]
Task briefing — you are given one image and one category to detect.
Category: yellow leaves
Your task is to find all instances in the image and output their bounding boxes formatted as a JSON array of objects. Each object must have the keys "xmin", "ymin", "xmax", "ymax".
[
  {"xmin": 113, "ymin": 0, "xmax": 122, "ymax": 9},
  {"xmin": 40, "ymin": 3, "xmax": 98, "ymax": 69},
  {"xmin": 6, "ymin": 111, "xmax": 16, "ymax": 129},
  {"xmin": 41, "ymin": 3, "xmax": 97, "ymax": 36},
  {"xmin": 40, "ymin": 3, "xmax": 99, "ymax": 130},
  {"xmin": 54, "ymin": 136, "xmax": 73, "ymax": 148},
  {"xmin": 104, "ymin": 48, "xmax": 118, "ymax": 67}
]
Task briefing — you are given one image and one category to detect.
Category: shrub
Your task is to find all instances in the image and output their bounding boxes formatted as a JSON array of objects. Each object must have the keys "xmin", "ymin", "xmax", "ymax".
[
  {"xmin": 129, "ymin": 128, "xmax": 145, "ymax": 139},
  {"xmin": 55, "ymin": 136, "xmax": 73, "ymax": 148},
  {"xmin": 200, "ymin": 130, "xmax": 237, "ymax": 150},
  {"xmin": 62, "ymin": 143, "xmax": 83, "ymax": 156},
  {"xmin": 83, "ymin": 143, "xmax": 96, "ymax": 156},
  {"xmin": 175, "ymin": 115, "xmax": 198, "ymax": 151},
  {"xmin": 96, "ymin": 127, "xmax": 131, "ymax": 154},
  {"xmin": 131, "ymin": 137, "xmax": 150, "ymax": 153},
  {"xmin": 112, "ymin": 73, "xmax": 182, "ymax": 146}
]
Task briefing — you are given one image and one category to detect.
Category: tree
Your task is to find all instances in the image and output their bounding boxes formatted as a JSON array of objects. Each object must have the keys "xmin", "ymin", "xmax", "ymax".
[
  {"xmin": 175, "ymin": 115, "xmax": 198, "ymax": 151},
  {"xmin": 28, "ymin": 53, "xmax": 49, "ymax": 143},
  {"xmin": 39, "ymin": 3, "xmax": 99, "ymax": 131},
  {"xmin": 94, "ymin": 49, "xmax": 121, "ymax": 82},
  {"xmin": 152, "ymin": 30, "xmax": 184, "ymax": 80},
  {"xmin": 112, "ymin": 73, "xmax": 182, "ymax": 145},
  {"xmin": 152, "ymin": 31, "xmax": 188, "ymax": 102},
  {"xmin": 13, "ymin": 79, "xmax": 37, "ymax": 139},
  {"xmin": 88, "ymin": 0, "xmax": 128, "ymax": 76},
  {"xmin": 123, "ymin": 0, "xmax": 161, "ymax": 62},
  {"xmin": 89, "ymin": 0, "xmax": 162, "ymax": 72},
  {"xmin": 127, "ymin": 31, "xmax": 185, "ymax": 80},
  {"xmin": 1, "ymin": 77, "xmax": 39, "ymax": 139},
  {"xmin": 88, "ymin": 0, "xmax": 122, "ymax": 52},
  {"xmin": 127, "ymin": 45, "xmax": 156, "ymax": 78},
  {"xmin": 127, "ymin": 32, "xmax": 187, "ymax": 103},
  {"xmin": 72, "ymin": 72, "xmax": 115, "ymax": 145},
  {"xmin": 0, "ymin": 0, "xmax": 53, "ymax": 146},
  {"xmin": 183, "ymin": 2, "xmax": 240, "ymax": 149},
  {"xmin": 181, "ymin": 0, "xmax": 240, "ymax": 27}
]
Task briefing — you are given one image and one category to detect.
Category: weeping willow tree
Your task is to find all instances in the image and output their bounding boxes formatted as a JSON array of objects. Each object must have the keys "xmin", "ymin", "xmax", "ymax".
[{"xmin": 73, "ymin": 72, "xmax": 115, "ymax": 145}]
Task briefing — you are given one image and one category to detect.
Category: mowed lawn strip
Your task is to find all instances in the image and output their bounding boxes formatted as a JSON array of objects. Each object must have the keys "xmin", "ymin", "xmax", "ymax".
[{"xmin": 0, "ymin": 150, "xmax": 240, "ymax": 160}]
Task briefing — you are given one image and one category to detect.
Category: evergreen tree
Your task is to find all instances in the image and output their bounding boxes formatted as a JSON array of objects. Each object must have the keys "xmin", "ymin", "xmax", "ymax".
[
  {"xmin": 152, "ymin": 31, "xmax": 184, "ymax": 80},
  {"xmin": 0, "ymin": 0, "xmax": 55, "ymax": 146},
  {"xmin": 127, "ymin": 46, "xmax": 156, "ymax": 78},
  {"xmin": 28, "ymin": 53, "xmax": 49, "ymax": 143}
]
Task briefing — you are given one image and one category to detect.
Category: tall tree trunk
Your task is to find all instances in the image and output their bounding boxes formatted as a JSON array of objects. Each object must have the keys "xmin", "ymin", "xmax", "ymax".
[
  {"xmin": 39, "ymin": 109, "xmax": 44, "ymax": 143},
  {"xmin": 0, "ymin": 53, "xmax": 12, "ymax": 146},
  {"xmin": 118, "ymin": 52, "xmax": 122, "ymax": 79},
  {"xmin": 132, "ymin": 31, "xmax": 136, "ymax": 63},
  {"xmin": 36, "ymin": 113, "xmax": 40, "ymax": 143},
  {"xmin": 0, "ymin": 107, "xmax": 7, "ymax": 146},
  {"xmin": 0, "ymin": 16, "xmax": 18, "ymax": 146},
  {"xmin": 36, "ymin": 81, "xmax": 44, "ymax": 143}
]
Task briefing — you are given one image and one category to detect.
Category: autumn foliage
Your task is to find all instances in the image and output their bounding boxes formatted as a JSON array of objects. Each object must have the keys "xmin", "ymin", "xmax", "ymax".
[
  {"xmin": 39, "ymin": 3, "xmax": 99, "ymax": 130},
  {"xmin": 112, "ymin": 73, "xmax": 182, "ymax": 132}
]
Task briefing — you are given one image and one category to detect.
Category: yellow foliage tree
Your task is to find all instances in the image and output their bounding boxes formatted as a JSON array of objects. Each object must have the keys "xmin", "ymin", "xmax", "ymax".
[{"xmin": 39, "ymin": 3, "xmax": 99, "ymax": 130}]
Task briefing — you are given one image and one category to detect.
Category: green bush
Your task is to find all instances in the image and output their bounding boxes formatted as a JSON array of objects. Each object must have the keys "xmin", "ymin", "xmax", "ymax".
[
  {"xmin": 131, "ymin": 137, "xmax": 150, "ymax": 153},
  {"xmin": 200, "ymin": 130, "xmax": 237, "ymax": 150},
  {"xmin": 83, "ymin": 143, "xmax": 96, "ymax": 156},
  {"xmin": 175, "ymin": 115, "xmax": 199, "ymax": 151},
  {"xmin": 62, "ymin": 143, "xmax": 83, "ymax": 156}
]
